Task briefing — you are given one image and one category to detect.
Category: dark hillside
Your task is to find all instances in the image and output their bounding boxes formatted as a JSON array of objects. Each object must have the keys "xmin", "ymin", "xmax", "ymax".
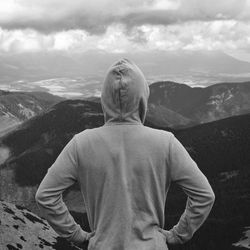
[
  {"xmin": 1, "ymin": 99, "xmax": 104, "ymax": 186},
  {"xmin": 175, "ymin": 113, "xmax": 250, "ymax": 177}
]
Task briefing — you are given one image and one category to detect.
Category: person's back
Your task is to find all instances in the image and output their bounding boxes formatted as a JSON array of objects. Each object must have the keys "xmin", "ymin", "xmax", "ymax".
[
  {"xmin": 35, "ymin": 58, "xmax": 215, "ymax": 250},
  {"xmin": 75, "ymin": 124, "xmax": 172, "ymax": 249}
]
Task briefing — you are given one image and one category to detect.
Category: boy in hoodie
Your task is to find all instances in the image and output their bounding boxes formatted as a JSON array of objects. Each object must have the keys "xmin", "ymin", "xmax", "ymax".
[{"xmin": 35, "ymin": 58, "xmax": 215, "ymax": 250}]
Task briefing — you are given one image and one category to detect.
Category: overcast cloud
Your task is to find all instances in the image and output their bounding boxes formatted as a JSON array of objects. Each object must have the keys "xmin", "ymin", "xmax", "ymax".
[
  {"xmin": 0, "ymin": 0, "xmax": 250, "ymax": 55},
  {"xmin": 0, "ymin": 0, "xmax": 249, "ymax": 33}
]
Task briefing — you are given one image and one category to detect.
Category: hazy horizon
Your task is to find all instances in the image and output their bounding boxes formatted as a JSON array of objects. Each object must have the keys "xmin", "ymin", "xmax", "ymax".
[{"xmin": 0, "ymin": 0, "xmax": 250, "ymax": 98}]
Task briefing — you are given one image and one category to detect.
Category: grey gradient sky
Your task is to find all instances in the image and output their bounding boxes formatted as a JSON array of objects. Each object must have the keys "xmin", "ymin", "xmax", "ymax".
[{"xmin": 0, "ymin": 0, "xmax": 250, "ymax": 61}]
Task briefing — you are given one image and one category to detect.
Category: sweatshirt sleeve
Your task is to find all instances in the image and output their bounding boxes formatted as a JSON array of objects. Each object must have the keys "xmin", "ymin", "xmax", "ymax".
[
  {"xmin": 35, "ymin": 136, "xmax": 90, "ymax": 244},
  {"xmin": 167, "ymin": 134, "xmax": 215, "ymax": 244}
]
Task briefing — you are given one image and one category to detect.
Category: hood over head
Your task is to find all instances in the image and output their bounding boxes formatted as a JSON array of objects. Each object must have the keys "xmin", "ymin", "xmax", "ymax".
[{"xmin": 101, "ymin": 58, "xmax": 149, "ymax": 124}]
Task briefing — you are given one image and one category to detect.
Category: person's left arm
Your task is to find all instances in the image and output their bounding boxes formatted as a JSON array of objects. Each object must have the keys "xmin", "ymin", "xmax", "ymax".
[{"xmin": 35, "ymin": 136, "xmax": 92, "ymax": 244}]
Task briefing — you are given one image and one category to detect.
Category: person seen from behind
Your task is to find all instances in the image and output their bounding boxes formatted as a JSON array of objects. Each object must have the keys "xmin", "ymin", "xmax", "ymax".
[{"xmin": 35, "ymin": 58, "xmax": 215, "ymax": 250}]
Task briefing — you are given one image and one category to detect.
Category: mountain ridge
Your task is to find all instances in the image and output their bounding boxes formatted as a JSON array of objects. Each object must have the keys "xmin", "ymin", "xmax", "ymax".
[
  {"xmin": 148, "ymin": 80, "xmax": 250, "ymax": 126},
  {"xmin": 0, "ymin": 90, "xmax": 64, "ymax": 136}
]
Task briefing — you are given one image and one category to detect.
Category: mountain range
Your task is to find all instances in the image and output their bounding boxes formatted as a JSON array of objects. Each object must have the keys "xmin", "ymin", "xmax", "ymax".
[
  {"xmin": 2, "ymin": 80, "xmax": 250, "ymax": 135},
  {"xmin": 1, "ymin": 97, "xmax": 249, "ymax": 189},
  {"xmin": 1, "ymin": 50, "xmax": 250, "ymax": 84},
  {"xmin": 148, "ymin": 81, "xmax": 250, "ymax": 128},
  {"xmin": 0, "ymin": 78, "xmax": 250, "ymax": 249},
  {"xmin": 0, "ymin": 90, "xmax": 63, "ymax": 136}
]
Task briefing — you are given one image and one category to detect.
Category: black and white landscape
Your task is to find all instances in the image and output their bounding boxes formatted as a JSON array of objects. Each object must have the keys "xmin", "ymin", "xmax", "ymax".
[
  {"xmin": 1, "ymin": 0, "xmax": 250, "ymax": 249},
  {"xmin": 1, "ymin": 80, "xmax": 250, "ymax": 250}
]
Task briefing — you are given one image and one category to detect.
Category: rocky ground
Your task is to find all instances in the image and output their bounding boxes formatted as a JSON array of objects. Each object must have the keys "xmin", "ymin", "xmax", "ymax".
[{"xmin": 0, "ymin": 201, "xmax": 87, "ymax": 250}]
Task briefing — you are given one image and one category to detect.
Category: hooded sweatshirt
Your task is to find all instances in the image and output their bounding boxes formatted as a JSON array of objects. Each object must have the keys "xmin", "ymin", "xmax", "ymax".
[{"xmin": 35, "ymin": 58, "xmax": 215, "ymax": 250}]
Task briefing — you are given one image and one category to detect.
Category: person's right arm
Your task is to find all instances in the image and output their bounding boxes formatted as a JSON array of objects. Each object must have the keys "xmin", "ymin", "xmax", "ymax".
[
  {"xmin": 35, "ymin": 136, "xmax": 93, "ymax": 245},
  {"xmin": 161, "ymin": 134, "xmax": 215, "ymax": 244}
]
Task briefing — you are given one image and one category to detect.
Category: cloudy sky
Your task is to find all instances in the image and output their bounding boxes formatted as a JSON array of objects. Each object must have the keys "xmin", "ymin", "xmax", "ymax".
[{"xmin": 0, "ymin": 0, "xmax": 250, "ymax": 60}]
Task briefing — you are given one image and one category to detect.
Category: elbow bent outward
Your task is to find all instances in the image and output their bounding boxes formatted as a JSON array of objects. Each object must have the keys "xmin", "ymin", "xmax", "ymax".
[
  {"xmin": 35, "ymin": 188, "xmax": 46, "ymax": 206},
  {"xmin": 207, "ymin": 187, "xmax": 216, "ymax": 207},
  {"xmin": 35, "ymin": 164, "xmax": 94, "ymax": 245},
  {"xmin": 166, "ymin": 134, "xmax": 216, "ymax": 245},
  {"xmin": 199, "ymin": 185, "xmax": 216, "ymax": 212},
  {"xmin": 35, "ymin": 186, "xmax": 58, "ymax": 209},
  {"xmin": 35, "ymin": 185, "xmax": 94, "ymax": 244},
  {"xmin": 161, "ymin": 188, "xmax": 215, "ymax": 245},
  {"xmin": 173, "ymin": 185, "xmax": 215, "ymax": 245}
]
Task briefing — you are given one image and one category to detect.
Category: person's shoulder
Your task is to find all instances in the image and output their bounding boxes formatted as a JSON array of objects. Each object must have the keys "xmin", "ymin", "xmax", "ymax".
[
  {"xmin": 74, "ymin": 126, "xmax": 103, "ymax": 140},
  {"xmin": 143, "ymin": 125, "xmax": 174, "ymax": 138}
]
